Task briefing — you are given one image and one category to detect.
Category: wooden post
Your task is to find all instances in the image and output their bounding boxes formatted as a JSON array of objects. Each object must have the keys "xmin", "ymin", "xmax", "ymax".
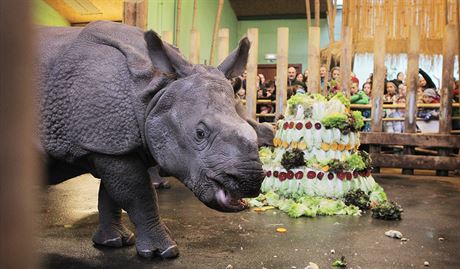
[
  {"xmin": 305, "ymin": 0, "xmax": 311, "ymax": 28},
  {"xmin": 189, "ymin": 0, "xmax": 200, "ymax": 64},
  {"xmin": 403, "ymin": 26, "xmax": 420, "ymax": 175},
  {"xmin": 1, "ymin": 1, "xmax": 38, "ymax": 268},
  {"xmin": 326, "ymin": 0, "xmax": 335, "ymax": 43},
  {"xmin": 175, "ymin": 0, "xmax": 182, "ymax": 47},
  {"xmin": 217, "ymin": 28, "xmax": 229, "ymax": 65},
  {"xmin": 340, "ymin": 26, "xmax": 353, "ymax": 97},
  {"xmin": 209, "ymin": 0, "xmax": 224, "ymax": 66},
  {"xmin": 123, "ymin": 0, "xmax": 148, "ymax": 30},
  {"xmin": 276, "ymin": 27, "xmax": 289, "ymax": 118},
  {"xmin": 162, "ymin": 31, "xmax": 173, "ymax": 44},
  {"xmin": 246, "ymin": 28, "xmax": 259, "ymax": 120},
  {"xmin": 437, "ymin": 24, "xmax": 456, "ymax": 176},
  {"xmin": 370, "ymin": 25, "xmax": 386, "ymax": 173},
  {"xmin": 315, "ymin": 0, "xmax": 320, "ymax": 27},
  {"xmin": 307, "ymin": 27, "xmax": 321, "ymax": 93},
  {"xmin": 189, "ymin": 30, "xmax": 200, "ymax": 64}
]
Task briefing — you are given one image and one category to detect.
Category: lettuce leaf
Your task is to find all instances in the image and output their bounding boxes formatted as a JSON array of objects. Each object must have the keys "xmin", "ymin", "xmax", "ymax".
[
  {"xmin": 352, "ymin": 110, "xmax": 365, "ymax": 130},
  {"xmin": 321, "ymin": 113, "xmax": 349, "ymax": 130}
]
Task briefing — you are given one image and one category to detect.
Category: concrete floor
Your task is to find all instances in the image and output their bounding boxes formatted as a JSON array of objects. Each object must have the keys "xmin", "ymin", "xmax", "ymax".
[{"xmin": 38, "ymin": 172, "xmax": 460, "ymax": 269}]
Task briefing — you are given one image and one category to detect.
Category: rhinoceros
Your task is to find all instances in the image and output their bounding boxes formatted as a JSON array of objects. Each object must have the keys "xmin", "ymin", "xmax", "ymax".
[{"xmin": 37, "ymin": 21, "xmax": 266, "ymax": 259}]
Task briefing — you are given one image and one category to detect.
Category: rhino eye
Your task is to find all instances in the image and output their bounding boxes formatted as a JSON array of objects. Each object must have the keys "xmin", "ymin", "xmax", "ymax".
[{"xmin": 196, "ymin": 129, "xmax": 206, "ymax": 140}]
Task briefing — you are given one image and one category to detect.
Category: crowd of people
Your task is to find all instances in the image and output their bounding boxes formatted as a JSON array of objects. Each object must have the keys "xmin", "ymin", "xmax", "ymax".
[{"xmin": 232, "ymin": 65, "xmax": 460, "ymax": 132}]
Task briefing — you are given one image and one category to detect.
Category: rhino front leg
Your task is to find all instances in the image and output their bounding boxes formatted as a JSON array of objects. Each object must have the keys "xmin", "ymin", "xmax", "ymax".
[
  {"xmin": 92, "ymin": 153, "xmax": 179, "ymax": 259},
  {"xmin": 92, "ymin": 182, "xmax": 135, "ymax": 247}
]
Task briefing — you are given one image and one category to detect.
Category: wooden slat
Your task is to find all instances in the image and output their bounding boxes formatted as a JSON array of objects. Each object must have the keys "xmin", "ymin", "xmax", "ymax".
[
  {"xmin": 404, "ymin": 26, "xmax": 420, "ymax": 133},
  {"xmin": 340, "ymin": 27, "xmax": 353, "ymax": 97},
  {"xmin": 315, "ymin": 0, "xmax": 320, "ymax": 27},
  {"xmin": 439, "ymin": 24, "xmax": 456, "ymax": 134},
  {"xmin": 217, "ymin": 28, "xmax": 229, "ymax": 65},
  {"xmin": 189, "ymin": 29, "xmax": 200, "ymax": 64},
  {"xmin": 123, "ymin": 0, "xmax": 148, "ymax": 30},
  {"xmin": 246, "ymin": 28, "xmax": 259, "ymax": 120},
  {"xmin": 276, "ymin": 27, "xmax": 289, "ymax": 118},
  {"xmin": 175, "ymin": 0, "xmax": 182, "ymax": 46},
  {"xmin": 307, "ymin": 27, "xmax": 321, "ymax": 93},
  {"xmin": 360, "ymin": 132, "xmax": 460, "ymax": 148},
  {"xmin": 209, "ymin": 0, "xmax": 224, "ymax": 66},
  {"xmin": 161, "ymin": 31, "xmax": 173, "ymax": 44},
  {"xmin": 305, "ymin": 0, "xmax": 311, "ymax": 28},
  {"xmin": 370, "ymin": 154, "xmax": 460, "ymax": 170},
  {"xmin": 370, "ymin": 25, "xmax": 386, "ymax": 132}
]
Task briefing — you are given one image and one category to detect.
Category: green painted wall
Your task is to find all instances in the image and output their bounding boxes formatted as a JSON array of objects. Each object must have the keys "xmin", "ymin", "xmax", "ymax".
[
  {"xmin": 237, "ymin": 19, "xmax": 332, "ymax": 72},
  {"xmin": 33, "ymin": 0, "xmax": 70, "ymax": 26},
  {"xmin": 148, "ymin": 0, "xmax": 238, "ymax": 65}
]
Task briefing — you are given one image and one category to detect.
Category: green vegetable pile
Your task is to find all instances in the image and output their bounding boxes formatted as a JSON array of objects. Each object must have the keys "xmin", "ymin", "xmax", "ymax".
[
  {"xmin": 326, "ymin": 152, "xmax": 369, "ymax": 172},
  {"xmin": 281, "ymin": 148, "xmax": 306, "ymax": 170},
  {"xmin": 329, "ymin": 92, "xmax": 350, "ymax": 108},
  {"xmin": 344, "ymin": 189, "xmax": 371, "ymax": 210},
  {"xmin": 321, "ymin": 110, "xmax": 365, "ymax": 133},
  {"xmin": 259, "ymin": 147, "xmax": 273, "ymax": 165},
  {"xmin": 371, "ymin": 201, "xmax": 403, "ymax": 220},
  {"xmin": 248, "ymin": 191, "xmax": 361, "ymax": 218},
  {"xmin": 332, "ymin": 256, "xmax": 348, "ymax": 268}
]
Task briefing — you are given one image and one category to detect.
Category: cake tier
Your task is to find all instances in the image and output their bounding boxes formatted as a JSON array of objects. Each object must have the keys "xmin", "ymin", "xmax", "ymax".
[
  {"xmin": 274, "ymin": 119, "xmax": 360, "ymax": 153},
  {"xmin": 262, "ymin": 166, "xmax": 376, "ymax": 198}
]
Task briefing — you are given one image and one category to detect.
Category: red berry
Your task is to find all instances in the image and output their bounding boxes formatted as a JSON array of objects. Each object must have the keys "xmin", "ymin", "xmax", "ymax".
[
  {"xmin": 295, "ymin": 122, "xmax": 303, "ymax": 130},
  {"xmin": 365, "ymin": 170, "xmax": 371, "ymax": 177},
  {"xmin": 283, "ymin": 122, "xmax": 289, "ymax": 130},
  {"xmin": 315, "ymin": 122, "xmax": 322, "ymax": 130},
  {"xmin": 266, "ymin": 170, "xmax": 272, "ymax": 177},
  {"xmin": 353, "ymin": 171, "xmax": 358, "ymax": 178},
  {"xmin": 346, "ymin": 172, "xmax": 352, "ymax": 180},
  {"xmin": 279, "ymin": 172, "xmax": 287, "ymax": 181},
  {"xmin": 317, "ymin": 172, "xmax": 325, "ymax": 180},
  {"xmin": 307, "ymin": 171, "xmax": 316, "ymax": 179},
  {"xmin": 337, "ymin": 171, "xmax": 345, "ymax": 180},
  {"xmin": 287, "ymin": 170, "xmax": 294, "ymax": 179},
  {"xmin": 327, "ymin": 172, "xmax": 334, "ymax": 180},
  {"xmin": 295, "ymin": 171, "xmax": 304, "ymax": 179},
  {"xmin": 305, "ymin": 122, "xmax": 312, "ymax": 129},
  {"xmin": 273, "ymin": 171, "xmax": 279, "ymax": 178},
  {"xmin": 289, "ymin": 121, "xmax": 294, "ymax": 129}
]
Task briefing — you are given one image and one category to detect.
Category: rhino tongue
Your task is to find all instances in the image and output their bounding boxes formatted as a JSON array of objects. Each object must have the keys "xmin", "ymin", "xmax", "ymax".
[{"xmin": 216, "ymin": 189, "xmax": 247, "ymax": 210}]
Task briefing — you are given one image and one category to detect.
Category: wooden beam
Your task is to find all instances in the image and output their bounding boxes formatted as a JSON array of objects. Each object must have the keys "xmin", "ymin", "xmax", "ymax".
[
  {"xmin": 246, "ymin": 28, "xmax": 259, "ymax": 120},
  {"xmin": 175, "ymin": 0, "xmax": 182, "ymax": 47},
  {"xmin": 307, "ymin": 27, "xmax": 321, "ymax": 93},
  {"xmin": 217, "ymin": 28, "xmax": 229, "ymax": 65},
  {"xmin": 192, "ymin": 0, "xmax": 198, "ymax": 30},
  {"xmin": 161, "ymin": 31, "xmax": 173, "ymax": 44},
  {"xmin": 276, "ymin": 27, "xmax": 289, "ymax": 118},
  {"xmin": 360, "ymin": 132, "xmax": 460, "ymax": 148},
  {"xmin": 326, "ymin": 0, "xmax": 335, "ymax": 43},
  {"xmin": 439, "ymin": 24, "xmax": 456, "ymax": 134},
  {"xmin": 305, "ymin": 0, "xmax": 311, "ymax": 28},
  {"xmin": 315, "ymin": 0, "xmax": 320, "ymax": 27},
  {"xmin": 404, "ymin": 26, "xmax": 420, "ymax": 133},
  {"xmin": 209, "ymin": 0, "xmax": 224, "ymax": 66},
  {"xmin": 189, "ymin": 29, "xmax": 200, "ymax": 64},
  {"xmin": 369, "ymin": 154, "xmax": 460, "ymax": 171},
  {"xmin": 123, "ymin": 0, "xmax": 148, "ymax": 30},
  {"xmin": 370, "ymin": 25, "xmax": 386, "ymax": 132},
  {"xmin": 340, "ymin": 26, "xmax": 353, "ymax": 97},
  {"xmin": 0, "ymin": 1, "xmax": 37, "ymax": 268},
  {"xmin": 403, "ymin": 25, "xmax": 420, "ymax": 175}
]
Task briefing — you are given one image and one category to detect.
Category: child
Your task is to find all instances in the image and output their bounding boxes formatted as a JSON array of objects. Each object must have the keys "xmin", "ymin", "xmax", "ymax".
[
  {"xmin": 350, "ymin": 82, "xmax": 369, "ymax": 104},
  {"xmin": 417, "ymin": 88, "xmax": 440, "ymax": 121}
]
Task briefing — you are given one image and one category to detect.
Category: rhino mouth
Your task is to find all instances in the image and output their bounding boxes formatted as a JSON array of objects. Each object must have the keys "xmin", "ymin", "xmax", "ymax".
[{"xmin": 215, "ymin": 185, "xmax": 248, "ymax": 212}]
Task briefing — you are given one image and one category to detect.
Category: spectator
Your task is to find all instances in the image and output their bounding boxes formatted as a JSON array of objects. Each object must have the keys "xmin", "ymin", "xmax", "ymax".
[
  {"xmin": 398, "ymin": 84, "xmax": 407, "ymax": 100},
  {"xmin": 419, "ymin": 68, "xmax": 436, "ymax": 89},
  {"xmin": 396, "ymin": 72, "xmax": 405, "ymax": 84},
  {"xmin": 329, "ymin": 67, "xmax": 341, "ymax": 94},
  {"xmin": 350, "ymin": 82, "xmax": 369, "ymax": 104},
  {"xmin": 417, "ymin": 88, "xmax": 440, "ymax": 122},
  {"xmin": 265, "ymin": 80, "xmax": 276, "ymax": 101},
  {"xmin": 320, "ymin": 65, "xmax": 328, "ymax": 89},
  {"xmin": 288, "ymin": 67, "xmax": 297, "ymax": 86},
  {"xmin": 295, "ymin": 73, "xmax": 306, "ymax": 88},
  {"xmin": 363, "ymin": 82, "xmax": 372, "ymax": 97},
  {"xmin": 303, "ymin": 69, "xmax": 309, "ymax": 84},
  {"xmin": 383, "ymin": 81, "xmax": 402, "ymax": 133}
]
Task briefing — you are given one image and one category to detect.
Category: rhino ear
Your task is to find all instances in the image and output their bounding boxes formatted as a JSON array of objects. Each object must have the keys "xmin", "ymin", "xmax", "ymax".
[
  {"xmin": 144, "ymin": 30, "xmax": 193, "ymax": 77},
  {"xmin": 217, "ymin": 37, "xmax": 250, "ymax": 79}
]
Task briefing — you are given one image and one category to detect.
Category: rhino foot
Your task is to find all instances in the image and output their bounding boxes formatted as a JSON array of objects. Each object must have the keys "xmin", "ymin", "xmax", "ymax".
[
  {"xmin": 135, "ymin": 224, "xmax": 179, "ymax": 259},
  {"xmin": 92, "ymin": 224, "xmax": 135, "ymax": 247}
]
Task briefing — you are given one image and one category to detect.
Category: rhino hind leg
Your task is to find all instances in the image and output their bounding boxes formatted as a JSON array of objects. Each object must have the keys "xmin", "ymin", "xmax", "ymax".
[
  {"xmin": 92, "ymin": 183, "xmax": 135, "ymax": 247},
  {"xmin": 92, "ymin": 153, "xmax": 179, "ymax": 259}
]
